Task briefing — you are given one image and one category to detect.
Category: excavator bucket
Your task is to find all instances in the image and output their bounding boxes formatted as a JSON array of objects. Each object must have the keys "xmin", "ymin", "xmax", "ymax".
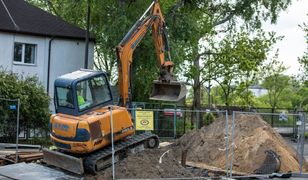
[{"xmin": 150, "ymin": 80, "xmax": 187, "ymax": 102}]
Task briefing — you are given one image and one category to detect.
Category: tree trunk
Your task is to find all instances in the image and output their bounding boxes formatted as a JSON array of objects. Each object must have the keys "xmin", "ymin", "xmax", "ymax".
[
  {"xmin": 191, "ymin": 57, "xmax": 202, "ymax": 129},
  {"xmin": 225, "ymin": 94, "xmax": 230, "ymax": 114},
  {"xmin": 271, "ymin": 107, "xmax": 275, "ymax": 127}
]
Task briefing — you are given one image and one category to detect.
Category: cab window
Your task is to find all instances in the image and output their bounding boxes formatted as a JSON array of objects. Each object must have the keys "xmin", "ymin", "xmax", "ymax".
[
  {"xmin": 56, "ymin": 87, "xmax": 74, "ymax": 108},
  {"xmin": 76, "ymin": 76, "xmax": 111, "ymax": 111}
]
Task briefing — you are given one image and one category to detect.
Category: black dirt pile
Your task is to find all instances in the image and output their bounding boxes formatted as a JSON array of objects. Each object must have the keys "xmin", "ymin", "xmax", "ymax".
[
  {"xmin": 173, "ymin": 114, "xmax": 307, "ymax": 174},
  {"xmin": 85, "ymin": 147, "xmax": 193, "ymax": 179}
]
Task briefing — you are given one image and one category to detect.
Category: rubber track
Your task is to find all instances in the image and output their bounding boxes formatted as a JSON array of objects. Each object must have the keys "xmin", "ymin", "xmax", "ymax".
[{"xmin": 84, "ymin": 132, "xmax": 159, "ymax": 174}]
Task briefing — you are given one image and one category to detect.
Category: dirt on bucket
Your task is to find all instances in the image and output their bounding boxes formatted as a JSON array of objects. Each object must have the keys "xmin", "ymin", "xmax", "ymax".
[{"xmin": 174, "ymin": 114, "xmax": 307, "ymax": 174}]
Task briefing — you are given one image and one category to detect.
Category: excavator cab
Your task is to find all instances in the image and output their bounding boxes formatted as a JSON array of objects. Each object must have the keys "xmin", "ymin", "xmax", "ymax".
[{"xmin": 54, "ymin": 69, "xmax": 113, "ymax": 116}]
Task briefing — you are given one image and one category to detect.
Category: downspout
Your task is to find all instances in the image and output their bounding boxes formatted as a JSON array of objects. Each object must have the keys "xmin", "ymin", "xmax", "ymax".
[{"xmin": 47, "ymin": 37, "xmax": 55, "ymax": 94}]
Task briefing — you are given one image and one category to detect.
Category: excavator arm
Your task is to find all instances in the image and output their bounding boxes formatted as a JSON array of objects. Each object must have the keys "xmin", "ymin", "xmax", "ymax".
[{"xmin": 116, "ymin": 0, "xmax": 186, "ymax": 107}]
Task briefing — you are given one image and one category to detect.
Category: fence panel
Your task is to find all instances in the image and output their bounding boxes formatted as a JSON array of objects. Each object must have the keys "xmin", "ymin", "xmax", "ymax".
[
  {"xmin": 0, "ymin": 98, "xmax": 19, "ymax": 144},
  {"xmin": 0, "ymin": 97, "xmax": 49, "ymax": 147},
  {"xmin": 130, "ymin": 107, "xmax": 227, "ymax": 138}
]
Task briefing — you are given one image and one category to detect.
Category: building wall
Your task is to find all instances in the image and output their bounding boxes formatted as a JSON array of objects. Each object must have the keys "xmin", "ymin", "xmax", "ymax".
[
  {"xmin": 48, "ymin": 38, "xmax": 94, "ymax": 111},
  {"xmin": 0, "ymin": 32, "xmax": 14, "ymax": 70},
  {"xmin": 13, "ymin": 34, "xmax": 48, "ymax": 83},
  {"xmin": 0, "ymin": 32, "xmax": 47, "ymax": 83},
  {"xmin": 0, "ymin": 32, "xmax": 94, "ymax": 112}
]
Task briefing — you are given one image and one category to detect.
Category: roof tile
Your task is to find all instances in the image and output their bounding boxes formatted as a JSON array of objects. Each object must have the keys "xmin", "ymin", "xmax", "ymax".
[{"xmin": 0, "ymin": 0, "xmax": 94, "ymax": 40}]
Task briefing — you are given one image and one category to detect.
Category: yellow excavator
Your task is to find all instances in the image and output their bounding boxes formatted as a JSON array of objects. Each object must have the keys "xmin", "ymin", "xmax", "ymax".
[{"xmin": 43, "ymin": 0, "xmax": 187, "ymax": 175}]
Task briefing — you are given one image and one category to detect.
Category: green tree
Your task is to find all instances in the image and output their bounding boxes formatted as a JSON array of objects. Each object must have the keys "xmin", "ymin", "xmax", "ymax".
[
  {"xmin": 0, "ymin": 68, "xmax": 50, "ymax": 136},
  {"xmin": 284, "ymin": 78, "xmax": 308, "ymax": 110},
  {"xmin": 298, "ymin": 17, "xmax": 308, "ymax": 81},
  {"xmin": 209, "ymin": 30, "xmax": 278, "ymax": 109},
  {"xmin": 176, "ymin": 0, "xmax": 290, "ymax": 115},
  {"xmin": 261, "ymin": 59, "xmax": 289, "ymax": 125},
  {"xmin": 296, "ymin": 16, "xmax": 308, "ymax": 110},
  {"xmin": 27, "ymin": 0, "xmax": 292, "ymax": 109}
]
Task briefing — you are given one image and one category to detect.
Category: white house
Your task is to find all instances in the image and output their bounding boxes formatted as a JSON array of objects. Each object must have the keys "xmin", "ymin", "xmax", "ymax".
[{"xmin": 0, "ymin": 0, "xmax": 95, "ymax": 111}]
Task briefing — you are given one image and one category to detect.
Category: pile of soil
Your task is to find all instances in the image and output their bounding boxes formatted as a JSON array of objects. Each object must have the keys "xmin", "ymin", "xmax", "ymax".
[
  {"xmin": 86, "ymin": 114, "xmax": 306, "ymax": 179},
  {"xmin": 87, "ymin": 147, "xmax": 194, "ymax": 179},
  {"xmin": 174, "ymin": 114, "xmax": 306, "ymax": 174}
]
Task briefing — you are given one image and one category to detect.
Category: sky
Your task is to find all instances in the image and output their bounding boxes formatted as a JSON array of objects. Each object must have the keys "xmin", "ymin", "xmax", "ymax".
[{"xmin": 263, "ymin": 0, "xmax": 307, "ymax": 75}]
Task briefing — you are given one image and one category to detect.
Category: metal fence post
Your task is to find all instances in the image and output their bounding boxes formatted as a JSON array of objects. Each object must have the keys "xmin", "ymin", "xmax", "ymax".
[
  {"xmin": 225, "ymin": 110, "xmax": 229, "ymax": 177},
  {"xmin": 15, "ymin": 99, "xmax": 20, "ymax": 163},
  {"xmin": 299, "ymin": 113, "xmax": 306, "ymax": 175},
  {"xmin": 229, "ymin": 111, "xmax": 236, "ymax": 177},
  {"xmin": 109, "ymin": 106, "xmax": 115, "ymax": 180},
  {"xmin": 173, "ymin": 109, "xmax": 176, "ymax": 139},
  {"xmin": 155, "ymin": 110, "xmax": 158, "ymax": 134}
]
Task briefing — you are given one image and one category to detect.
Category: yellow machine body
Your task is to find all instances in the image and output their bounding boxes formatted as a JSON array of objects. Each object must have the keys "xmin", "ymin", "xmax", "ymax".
[{"xmin": 50, "ymin": 106, "xmax": 134, "ymax": 154}]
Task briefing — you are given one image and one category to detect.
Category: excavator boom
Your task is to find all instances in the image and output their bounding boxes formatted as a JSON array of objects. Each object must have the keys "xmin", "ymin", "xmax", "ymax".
[{"xmin": 116, "ymin": 0, "xmax": 187, "ymax": 106}]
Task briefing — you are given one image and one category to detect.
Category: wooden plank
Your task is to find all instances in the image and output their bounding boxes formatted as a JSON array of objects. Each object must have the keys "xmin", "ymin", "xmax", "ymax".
[
  {"xmin": 159, "ymin": 142, "xmax": 173, "ymax": 147},
  {"xmin": 0, "ymin": 149, "xmax": 41, "ymax": 155},
  {"xmin": 3, "ymin": 151, "xmax": 43, "ymax": 163},
  {"xmin": 19, "ymin": 153, "xmax": 43, "ymax": 158},
  {"xmin": 186, "ymin": 161, "xmax": 248, "ymax": 176},
  {"xmin": 0, "ymin": 157, "xmax": 15, "ymax": 163},
  {"xmin": 0, "ymin": 143, "xmax": 41, "ymax": 149}
]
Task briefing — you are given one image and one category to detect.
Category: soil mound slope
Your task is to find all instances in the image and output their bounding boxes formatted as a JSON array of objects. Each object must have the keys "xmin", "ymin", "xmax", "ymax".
[
  {"xmin": 87, "ymin": 148, "xmax": 193, "ymax": 179},
  {"xmin": 175, "ymin": 114, "xmax": 304, "ymax": 173}
]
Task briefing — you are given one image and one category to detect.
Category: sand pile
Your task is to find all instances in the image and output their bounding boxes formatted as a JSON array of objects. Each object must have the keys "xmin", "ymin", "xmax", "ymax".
[
  {"xmin": 174, "ymin": 114, "xmax": 305, "ymax": 174},
  {"xmin": 86, "ymin": 147, "xmax": 194, "ymax": 179}
]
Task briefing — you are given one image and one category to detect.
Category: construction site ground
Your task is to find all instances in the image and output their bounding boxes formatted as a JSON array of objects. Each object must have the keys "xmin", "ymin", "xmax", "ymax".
[{"xmin": 0, "ymin": 114, "xmax": 307, "ymax": 179}]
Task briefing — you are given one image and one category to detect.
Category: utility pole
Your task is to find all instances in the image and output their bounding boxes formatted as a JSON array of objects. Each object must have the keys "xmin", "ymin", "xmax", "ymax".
[{"xmin": 84, "ymin": 0, "xmax": 90, "ymax": 69}]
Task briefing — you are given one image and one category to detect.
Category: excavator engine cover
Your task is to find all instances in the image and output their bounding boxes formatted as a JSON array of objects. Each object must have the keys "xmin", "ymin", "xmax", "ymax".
[{"xmin": 150, "ymin": 80, "xmax": 187, "ymax": 102}]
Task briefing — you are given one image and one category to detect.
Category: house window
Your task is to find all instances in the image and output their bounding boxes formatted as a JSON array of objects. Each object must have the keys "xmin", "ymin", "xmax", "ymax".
[{"xmin": 13, "ymin": 43, "xmax": 36, "ymax": 65}]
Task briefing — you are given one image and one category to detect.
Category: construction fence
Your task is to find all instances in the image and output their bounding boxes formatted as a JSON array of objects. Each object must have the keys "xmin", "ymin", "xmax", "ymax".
[
  {"xmin": 107, "ymin": 108, "xmax": 307, "ymax": 179},
  {"xmin": 130, "ymin": 107, "xmax": 226, "ymax": 139},
  {"xmin": 0, "ymin": 99, "xmax": 307, "ymax": 178},
  {"xmin": 0, "ymin": 98, "xmax": 20, "ymax": 143},
  {"xmin": 0, "ymin": 98, "xmax": 48, "ymax": 146}
]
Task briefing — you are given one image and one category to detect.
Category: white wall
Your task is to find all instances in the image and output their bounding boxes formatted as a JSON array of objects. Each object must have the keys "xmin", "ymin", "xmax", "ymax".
[
  {"xmin": 13, "ymin": 34, "xmax": 47, "ymax": 84},
  {"xmin": 0, "ymin": 33, "xmax": 14, "ymax": 70},
  {"xmin": 0, "ymin": 32, "xmax": 95, "ymax": 112},
  {"xmin": 48, "ymin": 39, "xmax": 94, "ymax": 112}
]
